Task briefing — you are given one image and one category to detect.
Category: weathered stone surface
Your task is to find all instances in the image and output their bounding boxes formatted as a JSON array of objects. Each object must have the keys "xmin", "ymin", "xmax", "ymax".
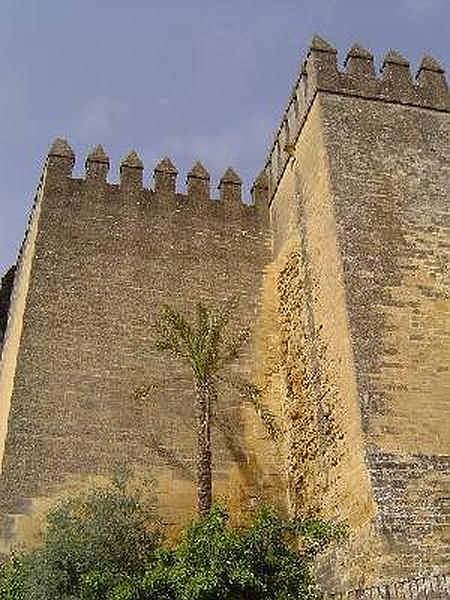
[
  {"xmin": 121, "ymin": 150, "xmax": 144, "ymax": 169},
  {"xmin": 48, "ymin": 137, "xmax": 74, "ymax": 158},
  {"xmin": 268, "ymin": 41, "xmax": 449, "ymax": 591},
  {"xmin": 0, "ymin": 153, "xmax": 272, "ymax": 556},
  {"xmin": 0, "ymin": 40, "xmax": 448, "ymax": 592}
]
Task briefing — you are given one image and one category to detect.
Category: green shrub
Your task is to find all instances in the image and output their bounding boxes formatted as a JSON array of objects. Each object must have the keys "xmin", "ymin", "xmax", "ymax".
[
  {"xmin": 143, "ymin": 503, "xmax": 344, "ymax": 600},
  {"xmin": 0, "ymin": 481, "xmax": 344, "ymax": 600},
  {"xmin": 0, "ymin": 473, "xmax": 161, "ymax": 600},
  {"xmin": 0, "ymin": 552, "xmax": 29, "ymax": 600}
]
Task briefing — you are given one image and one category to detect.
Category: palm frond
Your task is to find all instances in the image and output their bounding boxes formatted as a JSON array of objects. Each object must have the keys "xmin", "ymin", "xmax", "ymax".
[
  {"xmin": 203, "ymin": 295, "xmax": 239, "ymax": 370},
  {"xmin": 154, "ymin": 296, "xmax": 243, "ymax": 380},
  {"xmin": 154, "ymin": 305, "xmax": 192, "ymax": 360}
]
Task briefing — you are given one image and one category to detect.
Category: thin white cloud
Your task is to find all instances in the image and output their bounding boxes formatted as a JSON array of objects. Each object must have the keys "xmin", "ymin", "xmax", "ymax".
[
  {"xmin": 164, "ymin": 110, "xmax": 273, "ymax": 175},
  {"xmin": 398, "ymin": 0, "xmax": 446, "ymax": 15},
  {"xmin": 75, "ymin": 96, "xmax": 127, "ymax": 142}
]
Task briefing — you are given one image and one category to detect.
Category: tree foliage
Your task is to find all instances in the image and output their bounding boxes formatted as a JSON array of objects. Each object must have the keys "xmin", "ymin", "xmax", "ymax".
[
  {"xmin": 154, "ymin": 298, "xmax": 249, "ymax": 383},
  {"xmin": 152, "ymin": 298, "xmax": 279, "ymax": 515},
  {"xmin": 0, "ymin": 473, "xmax": 161, "ymax": 600},
  {"xmin": 153, "ymin": 298, "xmax": 252, "ymax": 516},
  {"xmin": 141, "ymin": 504, "xmax": 344, "ymax": 600},
  {"xmin": 0, "ymin": 481, "xmax": 344, "ymax": 600}
]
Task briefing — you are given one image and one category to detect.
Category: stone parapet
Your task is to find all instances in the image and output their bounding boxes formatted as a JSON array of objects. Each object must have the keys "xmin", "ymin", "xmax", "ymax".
[
  {"xmin": 265, "ymin": 36, "xmax": 449, "ymax": 202},
  {"xmin": 43, "ymin": 140, "xmax": 260, "ymax": 211}
]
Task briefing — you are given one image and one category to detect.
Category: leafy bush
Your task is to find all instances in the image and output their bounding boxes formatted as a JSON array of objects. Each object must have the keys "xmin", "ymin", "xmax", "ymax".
[
  {"xmin": 140, "ymin": 504, "xmax": 344, "ymax": 600},
  {"xmin": 0, "ymin": 472, "xmax": 161, "ymax": 600},
  {"xmin": 0, "ymin": 481, "xmax": 344, "ymax": 600},
  {"xmin": 0, "ymin": 552, "xmax": 29, "ymax": 600}
]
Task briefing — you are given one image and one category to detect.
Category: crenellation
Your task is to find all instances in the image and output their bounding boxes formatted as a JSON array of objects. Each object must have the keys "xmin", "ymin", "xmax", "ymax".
[
  {"xmin": 120, "ymin": 150, "xmax": 144, "ymax": 191},
  {"xmin": 265, "ymin": 36, "xmax": 450, "ymax": 202},
  {"xmin": 382, "ymin": 49, "xmax": 410, "ymax": 68},
  {"xmin": 40, "ymin": 141, "xmax": 262, "ymax": 211},
  {"xmin": 344, "ymin": 44, "xmax": 375, "ymax": 78},
  {"xmin": 416, "ymin": 55, "xmax": 448, "ymax": 103},
  {"xmin": 251, "ymin": 170, "xmax": 269, "ymax": 208},
  {"xmin": 187, "ymin": 161, "xmax": 210, "ymax": 200},
  {"xmin": 85, "ymin": 145, "xmax": 109, "ymax": 182},
  {"xmin": 381, "ymin": 50, "xmax": 414, "ymax": 86},
  {"xmin": 121, "ymin": 149, "xmax": 144, "ymax": 171},
  {"xmin": 218, "ymin": 167, "xmax": 242, "ymax": 204},
  {"xmin": 280, "ymin": 119, "xmax": 291, "ymax": 166},
  {"xmin": 291, "ymin": 92, "xmax": 299, "ymax": 121},
  {"xmin": 154, "ymin": 156, "xmax": 178, "ymax": 196},
  {"xmin": 46, "ymin": 138, "xmax": 75, "ymax": 177},
  {"xmin": 381, "ymin": 50, "xmax": 413, "ymax": 101},
  {"xmin": 285, "ymin": 104, "xmax": 297, "ymax": 149},
  {"xmin": 272, "ymin": 141, "xmax": 280, "ymax": 178},
  {"xmin": 293, "ymin": 74, "xmax": 305, "ymax": 115},
  {"xmin": 309, "ymin": 34, "xmax": 337, "ymax": 55},
  {"xmin": 306, "ymin": 34, "xmax": 339, "ymax": 88}
]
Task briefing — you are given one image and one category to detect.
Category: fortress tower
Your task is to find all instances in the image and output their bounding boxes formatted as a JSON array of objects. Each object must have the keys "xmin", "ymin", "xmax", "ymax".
[{"xmin": 0, "ymin": 37, "xmax": 449, "ymax": 592}]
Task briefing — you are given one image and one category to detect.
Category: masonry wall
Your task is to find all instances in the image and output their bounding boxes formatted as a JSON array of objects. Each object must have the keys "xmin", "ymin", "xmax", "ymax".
[
  {"xmin": 266, "ymin": 39, "xmax": 450, "ymax": 590},
  {"xmin": 268, "ymin": 99, "xmax": 379, "ymax": 591},
  {"xmin": 320, "ymin": 92, "xmax": 450, "ymax": 581},
  {"xmin": 324, "ymin": 573, "xmax": 449, "ymax": 599},
  {"xmin": 0, "ymin": 153, "xmax": 273, "ymax": 551}
]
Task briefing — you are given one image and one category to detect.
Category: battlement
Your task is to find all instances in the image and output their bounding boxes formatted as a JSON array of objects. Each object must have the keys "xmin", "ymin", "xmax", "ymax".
[
  {"xmin": 1, "ymin": 31, "xmax": 448, "ymax": 587},
  {"xmin": 46, "ymin": 139, "xmax": 268, "ymax": 209},
  {"xmin": 7, "ymin": 141, "xmax": 269, "ymax": 344},
  {"xmin": 265, "ymin": 36, "xmax": 449, "ymax": 201}
]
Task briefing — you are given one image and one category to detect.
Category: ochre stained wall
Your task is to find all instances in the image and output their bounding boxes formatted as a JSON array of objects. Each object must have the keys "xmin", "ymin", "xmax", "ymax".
[
  {"xmin": 0, "ymin": 150, "xmax": 276, "ymax": 552},
  {"xmin": 268, "ymin": 98, "xmax": 379, "ymax": 589},
  {"xmin": 264, "ymin": 37, "xmax": 449, "ymax": 590},
  {"xmin": 320, "ymin": 92, "xmax": 450, "ymax": 581}
]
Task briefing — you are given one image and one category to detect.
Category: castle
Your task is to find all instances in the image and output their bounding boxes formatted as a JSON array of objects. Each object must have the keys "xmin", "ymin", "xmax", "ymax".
[{"xmin": 0, "ymin": 36, "xmax": 449, "ymax": 594}]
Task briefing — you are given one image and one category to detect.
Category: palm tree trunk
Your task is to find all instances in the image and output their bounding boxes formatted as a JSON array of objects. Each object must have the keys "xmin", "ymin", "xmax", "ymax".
[{"xmin": 195, "ymin": 378, "xmax": 213, "ymax": 516}]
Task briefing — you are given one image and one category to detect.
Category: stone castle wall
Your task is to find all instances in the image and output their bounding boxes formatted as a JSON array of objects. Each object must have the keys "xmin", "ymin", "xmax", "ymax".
[
  {"xmin": 266, "ymin": 37, "xmax": 449, "ymax": 589},
  {"xmin": 0, "ymin": 36, "xmax": 448, "ymax": 592},
  {"xmin": 325, "ymin": 573, "xmax": 449, "ymax": 599},
  {"xmin": 320, "ymin": 91, "xmax": 449, "ymax": 582},
  {"xmin": 0, "ymin": 145, "xmax": 276, "ymax": 551}
]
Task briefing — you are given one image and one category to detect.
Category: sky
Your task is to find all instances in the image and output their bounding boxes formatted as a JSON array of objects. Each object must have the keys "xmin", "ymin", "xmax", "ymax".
[{"xmin": 0, "ymin": 0, "xmax": 449, "ymax": 274}]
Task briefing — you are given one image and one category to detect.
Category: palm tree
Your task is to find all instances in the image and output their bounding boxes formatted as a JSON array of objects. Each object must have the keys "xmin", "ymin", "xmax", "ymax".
[{"xmin": 154, "ymin": 298, "xmax": 248, "ymax": 516}]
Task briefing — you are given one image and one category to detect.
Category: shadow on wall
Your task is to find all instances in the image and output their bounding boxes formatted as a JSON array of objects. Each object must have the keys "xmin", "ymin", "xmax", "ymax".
[{"xmin": 0, "ymin": 266, "xmax": 16, "ymax": 352}]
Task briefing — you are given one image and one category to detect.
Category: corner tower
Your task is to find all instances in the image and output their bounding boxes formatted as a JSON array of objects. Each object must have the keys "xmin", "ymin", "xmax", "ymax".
[
  {"xmin": 264, "ymin": 36, "xmax": 449, "ymax": 588},
  {"xmin": 0, "ymin": 35, "xmax": 449, "ymax": 593}
]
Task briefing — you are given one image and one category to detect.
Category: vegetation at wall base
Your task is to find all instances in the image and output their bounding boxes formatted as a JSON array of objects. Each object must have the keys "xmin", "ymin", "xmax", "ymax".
[{"xmin": 0, "ymin": 479, "xmax": 344, "ymax": 600}]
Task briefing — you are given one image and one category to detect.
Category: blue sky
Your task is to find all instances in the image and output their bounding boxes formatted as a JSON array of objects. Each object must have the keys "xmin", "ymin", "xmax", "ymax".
[{"xmin": 1, "ymin": 0, "xmax": 449, "ymax": 273}]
